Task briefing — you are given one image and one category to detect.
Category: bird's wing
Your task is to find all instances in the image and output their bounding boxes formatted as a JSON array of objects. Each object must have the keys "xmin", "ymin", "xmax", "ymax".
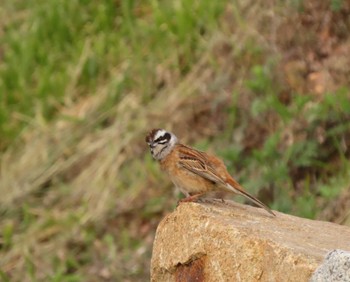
[
  {"xmin": 177, "ymin": 145, "xmax": 276, "ymax": 216},
  {"xmin": 177, "ymin": 145, "xmax": 227, "ymax": 185}
]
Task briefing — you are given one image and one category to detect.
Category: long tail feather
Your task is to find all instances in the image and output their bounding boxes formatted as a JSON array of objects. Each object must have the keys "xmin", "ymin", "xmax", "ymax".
[{"xmin": 225, "ymin": 177, "xmax": 275, "ymax": 216}]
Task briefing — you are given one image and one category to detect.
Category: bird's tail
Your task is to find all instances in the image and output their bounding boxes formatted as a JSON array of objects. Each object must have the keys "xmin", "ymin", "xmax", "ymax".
[{"xmin": 225, "ymin": 177, "xmax": 275, "ymax": 216}]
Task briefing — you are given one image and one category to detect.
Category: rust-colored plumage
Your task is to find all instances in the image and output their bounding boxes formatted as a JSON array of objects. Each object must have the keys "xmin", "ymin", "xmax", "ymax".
[{"xmin": 146, "ymin": 129, "xmax": 275, "ymax": 216}]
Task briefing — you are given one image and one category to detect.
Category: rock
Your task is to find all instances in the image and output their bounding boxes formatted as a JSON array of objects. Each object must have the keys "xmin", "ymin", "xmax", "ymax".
[
  {"xmin": 310, "ymin": 249, "xmax": 350, "ymax": 282},
  {"xmin": 151, "ymin": 201, "xmax": 350, "ymax": 282}
]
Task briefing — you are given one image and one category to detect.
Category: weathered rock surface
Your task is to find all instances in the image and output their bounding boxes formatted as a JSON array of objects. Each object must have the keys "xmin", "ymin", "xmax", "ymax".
[
  {"xmin": 151, "ymin": 201, "xmax": 350, "ymax": 282},
  {"xmin": 310, "ymin": 249, "xmax": 350, "ymax": 282}
]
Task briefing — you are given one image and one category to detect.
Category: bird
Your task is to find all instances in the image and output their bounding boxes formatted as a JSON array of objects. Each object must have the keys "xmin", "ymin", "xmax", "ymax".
[{"xmin": 145, "ymin": 128, "xmax": 275, "ymax": 216}]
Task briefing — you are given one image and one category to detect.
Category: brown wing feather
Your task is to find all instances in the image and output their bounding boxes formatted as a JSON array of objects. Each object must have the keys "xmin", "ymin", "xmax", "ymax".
[
  {"xmin": 177, "ymin": 145, "xmax": 275, "ymax": 216},
  {"xmin": 177, "ymin": 145, "xmax": 226, "ymax": 185}
]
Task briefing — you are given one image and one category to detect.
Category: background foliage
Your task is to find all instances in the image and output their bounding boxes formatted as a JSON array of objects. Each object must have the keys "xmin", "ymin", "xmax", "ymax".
[{"xmin": 1, "ymin": 0, "xmax": 350, "ymax": 281}]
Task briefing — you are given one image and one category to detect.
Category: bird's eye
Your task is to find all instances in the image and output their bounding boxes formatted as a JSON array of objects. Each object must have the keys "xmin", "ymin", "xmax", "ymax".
[{"xmin": 154, "ymin": 137, "xmax": 165, "ymax": 143}]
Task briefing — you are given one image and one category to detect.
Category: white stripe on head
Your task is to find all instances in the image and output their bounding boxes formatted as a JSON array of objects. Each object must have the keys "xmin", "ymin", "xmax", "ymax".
[
  {"xmin": 154, "ymin": 129, "xmax": 167, "ymax": 141},
  {"xmin": 148, "ymin": 129, "xmax": 178, "ymax": 160}
]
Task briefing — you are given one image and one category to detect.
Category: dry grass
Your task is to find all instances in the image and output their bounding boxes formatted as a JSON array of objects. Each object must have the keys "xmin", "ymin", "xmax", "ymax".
[
  {"xmin": 1, "ymin": 0, "xmax": 350, "ymax": 281},
  {"xmin": 0, "ymin": 46, "xmax": 232, "ymax": 280}
]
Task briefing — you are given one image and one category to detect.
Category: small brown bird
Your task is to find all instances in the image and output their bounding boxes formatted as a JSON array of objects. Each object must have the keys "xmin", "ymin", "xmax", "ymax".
[{"xmin": 145, "ymin": 129, "xmax": 275, "ymax": 216}]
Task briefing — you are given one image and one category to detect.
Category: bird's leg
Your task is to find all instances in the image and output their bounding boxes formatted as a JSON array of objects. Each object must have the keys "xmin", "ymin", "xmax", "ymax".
[{"xmin": 177, "ymin": 193, "xmax": 206, "ymax": 205}]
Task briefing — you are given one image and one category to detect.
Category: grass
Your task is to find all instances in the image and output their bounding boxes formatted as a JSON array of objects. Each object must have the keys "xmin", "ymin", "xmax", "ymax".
[
  {"xmin": 1, "ymin": 0, "xmax": 350, "ymax": 281},
  {"xmin": 0, "ymin": 0, "xmax": 225, "ymax": 148}
]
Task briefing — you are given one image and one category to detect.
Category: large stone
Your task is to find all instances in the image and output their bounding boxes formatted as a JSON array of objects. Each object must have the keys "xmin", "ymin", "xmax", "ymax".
[
  {"xmin": 151, "ymin": 201, "xmax": 350, "ymax": 282},
  {"xmin": 310, "ymin": 249, "xmax": 350, "ymax": 282}
]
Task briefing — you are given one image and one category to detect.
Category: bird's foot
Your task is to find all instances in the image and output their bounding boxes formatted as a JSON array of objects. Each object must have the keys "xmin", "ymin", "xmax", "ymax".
[{"xmin": 177, "ymin": 194, "xmax": 204, "ymax": 206}]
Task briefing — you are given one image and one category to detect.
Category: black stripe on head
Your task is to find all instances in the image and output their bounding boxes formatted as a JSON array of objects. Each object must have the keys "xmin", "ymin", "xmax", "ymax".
[{"xmin": 155, "ymin": 132, "xmax": 171, "ymax": 144}]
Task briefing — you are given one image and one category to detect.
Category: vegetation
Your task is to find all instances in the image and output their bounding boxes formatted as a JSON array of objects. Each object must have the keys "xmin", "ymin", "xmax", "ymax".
[{"xmin": 1, "ymin": 0, "xmax": 350, "ymax": 280}]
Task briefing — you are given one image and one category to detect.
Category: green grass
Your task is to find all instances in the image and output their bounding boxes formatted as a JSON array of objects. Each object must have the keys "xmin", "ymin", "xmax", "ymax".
[
  {"xmin": 218, "ymin": 61, "xmax": 350, "ymax": 216},
  {"xmin": 0, "ymin": 0, "xmax": 225, "ymax": 148},
  {"xmin": 221, "ymin": 88, "xmax": 350, "ymax": 216},
  {"xmin": 1, "ymin": 0, "xmax": 350, "ymax": 281},
  {"xmin": 0, "ymin": 0, "xmax": 227, "ymax": 280}
]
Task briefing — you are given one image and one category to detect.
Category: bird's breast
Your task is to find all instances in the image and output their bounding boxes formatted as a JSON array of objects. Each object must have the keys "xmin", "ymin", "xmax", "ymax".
[{"xmin": 160, "ymin": 151, "xmax": 215, "ymax": 195}]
